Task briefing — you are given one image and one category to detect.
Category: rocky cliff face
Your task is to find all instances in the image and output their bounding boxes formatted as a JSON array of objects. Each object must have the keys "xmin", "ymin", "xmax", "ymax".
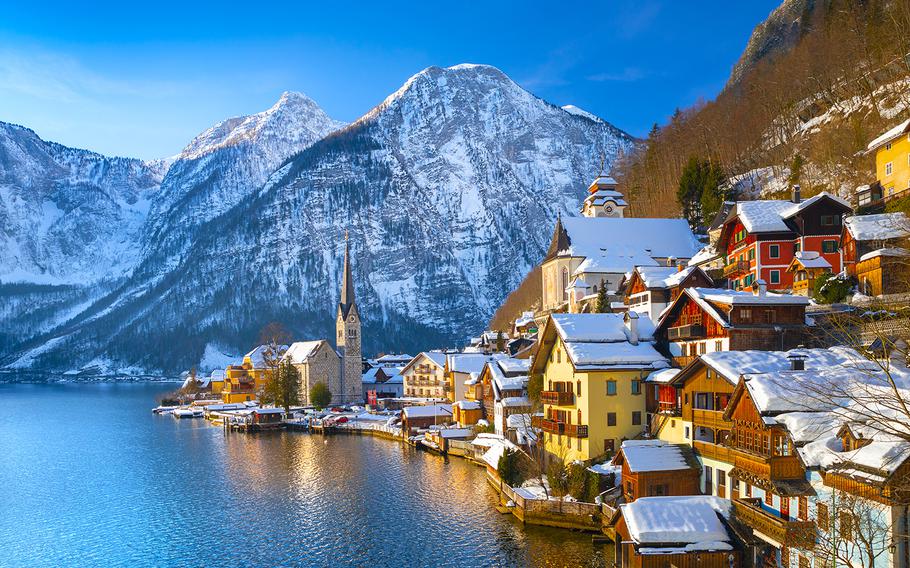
[{"xmin": 2, "ymin": 64, "xmax": 635, "ymax": 375}]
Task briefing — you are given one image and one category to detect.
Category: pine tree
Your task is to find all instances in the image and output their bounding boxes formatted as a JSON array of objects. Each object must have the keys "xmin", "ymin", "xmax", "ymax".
[
  {"xmin": 309, "ymin": 382, "xmax": 332, "ymax": 410},
  {"xmin": 264, "ymin": 361, "xmax": 301, "ymax": 417},
  {"xmin": 699, "ymin": 159, "xmax": 728, "ymax": 225},
  {"xmin": 595, "ymin": 279, "xmax": 609, "ymax": 313},
  {"xmin": 677, "ymin": 156, "xmax": 706, "ymax": 229}
]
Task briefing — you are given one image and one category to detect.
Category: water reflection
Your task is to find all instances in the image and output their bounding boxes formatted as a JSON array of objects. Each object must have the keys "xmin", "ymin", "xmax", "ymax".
[{"xmin": 0, "ymin": 383, "xmax": 609, "ymax": 567}]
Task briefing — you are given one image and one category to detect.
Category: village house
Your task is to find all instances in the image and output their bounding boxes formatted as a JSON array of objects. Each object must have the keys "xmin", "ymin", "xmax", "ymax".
[
  {"xmin": 208, "ymin": 369, "xmax": 225, "ymax": 394},
  {"xmin": 361, "ymin": 366, "xmax": 404, "ymax": 402},
  {"xmin": 540, "ymin": 177, "xmax": 702, "ymax": 314},
  {"xmin": 612, "ymin": 440, "xmax": 701, "ymax": 502},
  {"xmin": 452, "ymin": 400, "xmax": 483, "ymax": 427},
  {"xmin": 622, "ymin": 264, "xmax": 713, "ymax": 324},
  {"xmin": 717, "ymin": 188, "xmax": 852, "ymax": 291},
  {"xmin": 531, "ymin": 312, "xmax": 670, "ymax": 462},
  {"xmin": 476, "ymin": 357, "xmax": 531, "ymax": 436},
  {"xmin": 842, "ymin": 212, "xmax": 910, "ymax": 296},
  {"xmin": 512, "ymin": 311, "xmax": 539, "ymax": 337},
  {"xmin": 401, "ymin": 352, "xmax": 448, "ymax": 399},
  {"xmin": 400, "ymin": 403, "xmax": 453, "ymax": 435},
  {"xmin": 611, "ymin": 496, "xmax": 742, "ymax": 568},
  {"xmin": 220, "ymin": 345, "xmax": 281, "ymax": 403},
  {"xmin": 785, "ymin": 251, "xmax": 832, "ymax": 296},
  {"xmin": 860, "ymin": 118, "xmax": 910, "ymax": 207},
  {"xmin": 655, "ymin": 286, "xmax": 808, "ymax": 368},
  {"xmin": 446, "ymin": 352, "xmax": 502, "ymax": 402}
]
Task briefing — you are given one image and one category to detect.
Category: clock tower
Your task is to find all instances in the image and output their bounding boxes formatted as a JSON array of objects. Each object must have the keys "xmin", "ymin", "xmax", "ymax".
[{"xmin": 336, "ymin": 231, "xmax": 362, "ymax": 404}]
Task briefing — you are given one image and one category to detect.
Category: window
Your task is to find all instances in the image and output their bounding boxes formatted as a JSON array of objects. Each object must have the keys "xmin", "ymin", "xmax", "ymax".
[
  {"xmin": 821, "ymin": 215, "xmax": 835, "ymax": 226},
  {"xmin": 648, "ymin": 484, "xmax": 669, "ymax": 496},
  {"xmin": 699, "ymin": 342, "xmax": 706, "ymax": 355},
  {"xmin": 556, "ymin": 349, "xmax": 561, "ymax": 363},
  {"xmin": 717, "ymin": 469, "xmax": 726, "ymax": 494},
  {"xmin": 704, "ymin": 466, "xmax": 713, "ymax": 494},
  {"xmin": 684, "ymin": 425, "xmax": 690, "ymax": 439},
  {"xmin": 769, "ymin": 244, "xmax": 780, "ymax": 258},
  {"xmin": 794, "ymin": 241, "xmax": 801, "ymax": 253},
  {"xmin": 740, "ymin": 308, "xmax": 752, "ymax": 322},
  {"xmin": 886, "ymin": 142, "xmax": 893, "ymax": 150},
  {"xmin": 607, "ymin": 413, "xmax": 617, "ymax": 427},
  {"xmin": 770, "ymin": 270, "xmax": 780, "ymax": 284},
  {"xmin": 840, "ymin": 511, "xmax": 853, "ymax": 541},
  {"xmin": 632, "ymin": 411, "xmax": 642, "ymax": 425},
  {"xmin": 822, "ymin": 240, "xmax": 838, "ymax": 253},
  {"xmin": 715, "ymin": 340, "xmax": 723, "ymax": 352},
  {"xmin": 631, "ymin": 380, "xmax": 641, "ymax": 395},
  {"xmin": 886, "ymin": 161, "xmax": 894, "ymax": 176},
  {"xmin": 745, "ymin": 483, "xmax": 752, "ymax": 497},
  {"xmin": 817, "ymin": 502, "xmax": 829, "ymax": 531},
  {"xmin": 606, "ymin": 381, "xmax": 617, "ymax": 396},
  {"xmin": 764, "ymin": 310, "xmax": 776, "ymax": 324}
]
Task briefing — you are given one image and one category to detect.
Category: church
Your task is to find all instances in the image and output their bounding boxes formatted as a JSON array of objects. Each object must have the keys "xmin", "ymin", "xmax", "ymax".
[{"xmin": 286, "ymin": 232, "xmax": 363, "ymax": 405}]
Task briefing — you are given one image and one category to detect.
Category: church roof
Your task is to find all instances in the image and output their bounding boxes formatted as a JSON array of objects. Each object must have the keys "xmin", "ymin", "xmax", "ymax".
[{"xmin": 339, "ymin": 232, "xmax": 357, "ymax": 318}]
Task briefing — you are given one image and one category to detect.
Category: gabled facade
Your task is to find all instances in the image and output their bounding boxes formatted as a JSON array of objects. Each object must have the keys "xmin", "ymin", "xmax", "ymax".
[
  {"xmin": 623, "ymin": 265, "xmax": 713, "ymax": 324},
  {"xmin": 285, "ymin": 340, "xmax": 341, "ymax": 406},
  {"xmin": 401, "ymin": 352, "xmax": 448, "ymax": 399},
  {"xmin": 718, "ymin": 190, "xmax": 852, "ymax": 291},
  {"xmin": 867, "ymin": 118, "xmax": 910, "ymax": 204},
  {"xmin": 655, "ymin": 287, "xmax": 808, "ymax": 367},
  {"xmin": 580, "ymin": 175, "xmax": 627, "ymax": 218},
  {"xmin": 842, "ymin": 212, "xmax": 910, "ymax": 275},
  {"xmin": 786, "ymin": 251, "xmax": 832, "ymax": 296},
  {"xmin": 530, "ymin": 312, "xmax": 670, "ymax": 462}
]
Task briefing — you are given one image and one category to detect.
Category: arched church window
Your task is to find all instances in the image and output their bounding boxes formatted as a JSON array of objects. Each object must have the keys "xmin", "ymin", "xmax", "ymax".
[{"xmin": 561, "ymin": 268, "xmax": 569, "ymax": 302}]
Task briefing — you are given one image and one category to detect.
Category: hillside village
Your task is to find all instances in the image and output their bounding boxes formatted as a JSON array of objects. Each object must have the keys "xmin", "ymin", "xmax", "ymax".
[{"xmin": 157, "ymin": 114, "xmax": 910, "ymax": 568}]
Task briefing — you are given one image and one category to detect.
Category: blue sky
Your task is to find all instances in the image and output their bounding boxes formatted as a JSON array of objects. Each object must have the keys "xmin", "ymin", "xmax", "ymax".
[{"xmin": 0, "ymin": 1, "xmax": 780, "ymax": 160}]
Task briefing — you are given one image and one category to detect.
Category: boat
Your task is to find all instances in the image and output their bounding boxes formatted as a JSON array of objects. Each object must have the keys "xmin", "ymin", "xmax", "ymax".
[
  {"xmin": 152, "ymin": 405, "xmax": 177, "ymax": 415},
  {"xmin": 172, "ymin": 408, "xmax": 198, "ymax": 419}
]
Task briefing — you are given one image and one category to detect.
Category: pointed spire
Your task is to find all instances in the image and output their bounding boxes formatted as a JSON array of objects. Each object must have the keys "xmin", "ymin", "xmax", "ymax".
[
  {"xmin": 544, "ymin": 212, "xmax": 570, "ymax": 260},
  {"xmin": 339, "ymin": 231, "xmax": 355, "ymax": 316}
]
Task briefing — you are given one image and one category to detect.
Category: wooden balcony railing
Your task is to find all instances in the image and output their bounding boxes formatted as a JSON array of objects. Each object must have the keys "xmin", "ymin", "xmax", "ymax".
[
  {"xmin": 723, "ymin": 260, "xmax": 751, "ymax": 277},
  {"xmin": 673, "ymin": 355, "xmax": 697, "ymax": 368},
  {"xmin": 692, "ymin": 408, "xmax": 730, "ymax": 431},
  {"xmin": 532, "ymin": 417, "xmax": 589, "ymax": 438},
  {"xmin": 658, "ymin": 401, "xmax": 681, "ymax": 416},
  {"xmin": 541, "ymin": 391, "xmax": 575, "ymax": 406},
  {"xmin": 793, "ymin": 279, "xmax": 811, "ymax": 292},
  {"xmin": 693, "ymin": 440, "xmax": 734, "ymax": 463},
  {"xmin": 733, "ymin": 498, "xmax": 816, "ymax": 549},
  {"xmin": 734, "ymin": 451, "xmax": 804, "ymax": 480}
]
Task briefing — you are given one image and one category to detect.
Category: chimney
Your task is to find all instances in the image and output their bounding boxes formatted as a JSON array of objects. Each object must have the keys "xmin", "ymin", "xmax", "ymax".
[
  {"xmin": 753, "ymin": 279, "xmax": 767, "ymax": 297},
  {"xmin": 625, "ymin": 311, "xmax": 639, "ymax": 345},
  {"xmin": 788, "ymin": 353, "xmax": 806, "ymax": 371},
  {"xmin": 792, "ymin": 184, "xmax": 801, "ymax": 204}
]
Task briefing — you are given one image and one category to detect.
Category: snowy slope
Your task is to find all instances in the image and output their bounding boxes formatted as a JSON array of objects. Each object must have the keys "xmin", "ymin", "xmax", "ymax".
[{"xmin": 3, "ymin": 64, "xmax": 636, "ymax": 375}]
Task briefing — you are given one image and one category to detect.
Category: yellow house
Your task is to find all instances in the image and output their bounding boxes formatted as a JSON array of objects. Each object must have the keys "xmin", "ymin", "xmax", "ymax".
[
  {"xmin": 530, "ymin": 312, "xmax": 670, "ymax": 463},
  {"xmin": 868, "ymin": 118, "xmax": 910, "ymax": 200},
  {"xmin": 220, "ymin": 345, "xmax": 280, "ymax": 403}
]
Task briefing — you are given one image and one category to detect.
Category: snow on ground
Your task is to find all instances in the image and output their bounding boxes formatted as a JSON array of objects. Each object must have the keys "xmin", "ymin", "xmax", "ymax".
[{"xmin": 198, "ymin": 343, "xmax": 239, "ymax": 372}]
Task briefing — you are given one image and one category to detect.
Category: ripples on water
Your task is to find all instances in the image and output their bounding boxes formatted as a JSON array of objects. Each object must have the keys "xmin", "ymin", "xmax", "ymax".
[{"xmin": 0, "ymin": 383, "xmax": 608, "ymax": 567}]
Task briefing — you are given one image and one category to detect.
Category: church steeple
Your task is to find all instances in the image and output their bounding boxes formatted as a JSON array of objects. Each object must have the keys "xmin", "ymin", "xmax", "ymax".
[{"xmin": 339, "ymin": 231, "xmax": 356, "ymax": 317}]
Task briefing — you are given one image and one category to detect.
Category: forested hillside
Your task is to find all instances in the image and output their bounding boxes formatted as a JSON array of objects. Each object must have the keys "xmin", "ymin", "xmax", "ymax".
[{"xmin": 618, "ymin": 0, "xmax": 910, "ymax": 224}]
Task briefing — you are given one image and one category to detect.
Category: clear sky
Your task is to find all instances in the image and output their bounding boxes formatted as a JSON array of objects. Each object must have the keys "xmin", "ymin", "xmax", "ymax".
[{"xmin": 0, "ymin": 1, "xmax": 780, "ymax": 160}]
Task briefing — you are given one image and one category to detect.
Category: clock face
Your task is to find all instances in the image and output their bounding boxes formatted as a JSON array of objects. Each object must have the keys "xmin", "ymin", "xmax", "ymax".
[
  {"xmin": 349, "ymin": 315, "xmax": 355, "ymax": 322},
  {"xmin": 606, "ymin": 206, "xmax": 613, "ymax": 212}
]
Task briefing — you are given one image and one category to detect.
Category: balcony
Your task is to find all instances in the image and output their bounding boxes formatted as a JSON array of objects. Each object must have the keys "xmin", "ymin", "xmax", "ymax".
[
  {"xmin": 693, "ymin": 440, "xmax": 735, "ymax": 463},
  {"xmin": 672, "ymin": 355, "xmax": 697, "ymax": 368},
  {"xmin": 733, "ymin": 498, "xmax": 816, "ymax": 548},
  {"xmin": 541, "ymin": 390, "xmax": 575, "ymax": 406},
  {"xmin": 692, "ymin": 408, "xmax": 729, "ymax": 431},
  {"xmin": 657, "ymin": 401, "xmax": 680, "ymax": 416},
  {"xmin": 532, "ymin": 417, "xmax": 589, "ymax": 438},
  {"xmin": 793, "ymin": 278, "xmax": 811, "ymax": 293},
  {"xmin": 667, "ymin": 324, "xmax": 706, "ymax": 340},
  {"xmin": 734, "ymin": 451, "xmax": 804, "ymax": 480},
  {"xmin": 723, "ymin": 260, "xmax": 751, "ymax": 278}
]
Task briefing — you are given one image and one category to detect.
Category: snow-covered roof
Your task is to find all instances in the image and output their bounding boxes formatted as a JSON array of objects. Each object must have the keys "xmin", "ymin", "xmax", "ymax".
[
  {"xmin": 859, "ymin": 247, "xmax": 910, "ymax": 262},
  {"xmin": 634, "ymin": 266, "xmax": 683, "ymax": 289},
  {"xmin": 362, "ymin": 367, "xmax": 380, "ymax": 384},
  {"xmin": 244, "ymin": 344, "xmax": 288, "ymax": 368},
  {"xmin": 284, "ymin": 340, "xmax": 325, "ymax": 364},
  {"xmin": 209, "ymin": 369, "xmax": 226, "ymax": 381},
  {"xmin": 497, "ymin": 358, "xmax": 531, "ymax": 374},
  {"xmin": 402, "ymin": 404, "xmax": 453, "ymax": 418},
  {"xmin": 403, "ymin": 351, "xmax": 448, "ymax": 372},
  {"xmin": 620, "ymin": 496, "xmax": 732, "ymax": 546},
  {"xmin": 431, "ymin": 427, "xmax": 473, "ymax": 439},
  {"xmin": 619, "ymin": 440, "xmax": 693, "ymax": 473},
  {"xmin": 500, "ymin": 396, "xmax": 530, "ymax": 408},
  {"xmin": 478, "ymin": 436, "xmax": 520, "ymax": 469},
  {"xmin": 687, "ymin": 287, "xmax": 809, "ymax": 307},
  {"xmin": 780, "ymin": 192, "xmax": 850, "ymax": 219},
  {"xmin": 688, "ymin": 244, "xmax": 719, "ymax": 266},
  {"xmin": 453, "ymin": 400, "xmax": 481, "ymax": 410},
  {"xmin": 514, "ymin": 311, "xmax": 536, "ymax": 328},
  {"xmin": 645, "ymin": 368, "xmax": 680, "ymax": 384},
  {"xmin": 447, "ymin": 353, "xmax": 498, "ymax": 374},
  {"xmin": 845, "ymin": 212, "xmax": 910, "ymax": 242},
  {"xmin": 551, "ymin": 313, "xmax": 651, "ymax": 343},
  {"xmin": 557, "ymin": 217, "xmax": 701, "ymax": 274},
  {"xmin": 791, "ymin": 251, "xmax": 832, "ymax": 270},
  {"xmin": 868, "ymin": 118, "xmax": 910, "ymax": 151},
  {"xmin": 565, "ymin": 342, "xmax": 669, "ymax": 371},
  {"xmin": 485, "ymin": 360, "xmax": 527, "ymax": 395},
  {"xmin": 735, "ymin": 200, "xmax": 794, "ymax": 233},
  {"xmin": 700, "ymin": 346, "xmax": 867, "ymax": 385},
  {"xmin": 376, "ymin": 353, "xmax": 413, "ymax": 364}
]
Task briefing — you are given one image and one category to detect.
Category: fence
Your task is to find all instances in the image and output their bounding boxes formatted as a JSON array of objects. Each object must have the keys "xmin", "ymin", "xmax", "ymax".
[{"xmin": 486, "ymin": 469, "xmax": 602, "ymax": 531}]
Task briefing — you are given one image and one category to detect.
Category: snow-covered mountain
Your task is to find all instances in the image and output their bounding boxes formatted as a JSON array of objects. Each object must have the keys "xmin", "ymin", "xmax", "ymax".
[{"xmin": 2, "ymin": 64, "xmax": 635, "ymax": 375}]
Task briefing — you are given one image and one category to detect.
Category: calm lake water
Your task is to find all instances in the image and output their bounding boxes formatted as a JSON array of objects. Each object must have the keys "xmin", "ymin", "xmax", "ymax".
[{"xmin": 0, "ymin": 382, "xmax": 608, "ymax": 567}]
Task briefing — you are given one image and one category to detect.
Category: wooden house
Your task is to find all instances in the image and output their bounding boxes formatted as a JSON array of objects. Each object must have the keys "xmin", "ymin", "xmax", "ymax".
[
  {"xmin": 842, "ymin": 212, "xmax": 910, "ymax": 276},
  {"xmin": 866, "ymin": 118, "xmax": 910, "ymax": 204},
  {"xmin": 855, "ymin": 247, "xmax": 910, "ymax": 296},
  {"xmin": 477, "ymin": 358, "xmax": 530, "ymax": 436},
  {"xmin": 452, "ymin": 400, "xmax": 483, "ymax": 427},
  {"xmin": 612, "ymin": 440, "xmax": 701, "ymax": 502},
  {"xmin": 401, "ymin": 404, "xmax": 453, "ymax": 434},
  {"xmin": 622, "ymin": 265, "xmax": 713, "ymax": 324},
  {"xmin": 785, "ymin": 251, "xmax": 832, "ymax": 296},
  {"xmin": 612, "ymin": 496, "xmax": 742, "ymax": 568},
  {"xmin": 655, "ymin": 287, "xmax": 808, "ymax": 368},
  {"xmin": 717, "ymin": 190, "xmax": 852, "ymax": 291}
]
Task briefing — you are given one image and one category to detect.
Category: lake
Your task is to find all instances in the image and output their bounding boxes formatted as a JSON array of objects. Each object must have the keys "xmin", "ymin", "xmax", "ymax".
[{"xmin": 0, "ymin": 382, "xmax": 608, "ymax": 567}]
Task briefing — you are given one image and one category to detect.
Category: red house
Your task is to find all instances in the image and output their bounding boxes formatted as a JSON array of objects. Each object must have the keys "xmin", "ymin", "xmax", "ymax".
[{"xmin": 717, "ymin": 188, "xmax": 852, "ymax": 291}]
